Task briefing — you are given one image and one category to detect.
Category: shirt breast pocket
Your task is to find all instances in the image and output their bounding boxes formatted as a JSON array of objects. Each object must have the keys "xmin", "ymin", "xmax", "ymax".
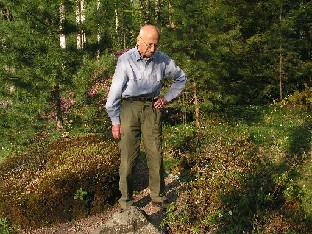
[{"xmin": 128, "ymin": 72, "xmax": 141, "ymax": 81}]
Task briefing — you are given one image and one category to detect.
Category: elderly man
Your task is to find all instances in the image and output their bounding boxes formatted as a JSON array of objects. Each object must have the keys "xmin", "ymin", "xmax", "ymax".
[{"xmin": 105, "ymin": 24, "xmax": 187, "ymax": 210}]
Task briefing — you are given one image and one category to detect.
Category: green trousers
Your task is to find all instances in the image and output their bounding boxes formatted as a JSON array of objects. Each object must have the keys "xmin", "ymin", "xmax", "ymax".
[{"xmin": 118, "ymin": 99, "xmax": 166, "ymax": 208}]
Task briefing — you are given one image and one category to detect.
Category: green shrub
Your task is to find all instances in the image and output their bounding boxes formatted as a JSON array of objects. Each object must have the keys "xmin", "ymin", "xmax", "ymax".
[
  {"xmin": 275, "ymin": 88, "xmax": 312, "ymax": 110},
  {"xmin": 0, "ymin": 134, "xmax": 120, "ymax": 230},
  {"xmin": 163, "ymin": 124, "xmax": 197, "ymax": 159},
  {"xmin": 163, "ymin": 116, "xmax": 311, "ymax": 233}
]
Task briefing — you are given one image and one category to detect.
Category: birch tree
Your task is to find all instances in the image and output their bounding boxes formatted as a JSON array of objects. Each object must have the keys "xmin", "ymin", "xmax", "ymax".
[{"xmin": 76, "ymin": 0, "xmax": 86, "ymax": 49}]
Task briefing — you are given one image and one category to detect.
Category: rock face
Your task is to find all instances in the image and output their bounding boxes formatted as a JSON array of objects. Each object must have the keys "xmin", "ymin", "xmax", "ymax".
[{"xmin": 93, "ymin": 206, "xmax": 162, "ymax": 234}]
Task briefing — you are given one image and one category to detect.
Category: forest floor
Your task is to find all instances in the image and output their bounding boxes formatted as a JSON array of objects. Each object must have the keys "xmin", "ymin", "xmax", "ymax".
[{"xmin": 18, "ymin": 159, "xmax": 184, "ymax": 234}]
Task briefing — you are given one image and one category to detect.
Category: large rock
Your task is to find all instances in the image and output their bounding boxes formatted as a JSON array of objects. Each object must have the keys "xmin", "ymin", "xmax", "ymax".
[{"xmin": 93, "ymin": 206, "xmax": 162, "ymax": 234}]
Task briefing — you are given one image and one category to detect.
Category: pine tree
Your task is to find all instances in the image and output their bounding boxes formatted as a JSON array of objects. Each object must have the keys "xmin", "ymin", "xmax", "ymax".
[{"xmin": 0, "ymin": 0, "xmax": 84, "ymax": 147}]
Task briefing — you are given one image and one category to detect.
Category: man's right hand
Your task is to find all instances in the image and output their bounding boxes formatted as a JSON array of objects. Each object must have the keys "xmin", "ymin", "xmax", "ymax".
[{"xmin": 112, "ymin": 124, "xmax": 121, "ymax": 139}]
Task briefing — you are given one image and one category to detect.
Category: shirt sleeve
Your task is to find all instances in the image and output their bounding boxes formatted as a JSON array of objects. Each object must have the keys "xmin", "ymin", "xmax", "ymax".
[
  {"xmin": 105, "ymin": 59, "xmax": 127, "ymax": 125},
  {"xmin": 163, "ymin": 59, "xmax": 187, "ymax": 102}
]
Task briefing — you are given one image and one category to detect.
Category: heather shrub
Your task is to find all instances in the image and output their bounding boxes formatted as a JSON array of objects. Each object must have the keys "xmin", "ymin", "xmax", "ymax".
[
  {"xmin": 163, "ymin": 114, "xmax": 311, "ymax": 233},
  {"xmin": 168, "ymin": 139, "xmax": 306, "ymax": 233},
  {"xmin": 0, "ymin": 134, "xmax": 120, "ymax": 230}
]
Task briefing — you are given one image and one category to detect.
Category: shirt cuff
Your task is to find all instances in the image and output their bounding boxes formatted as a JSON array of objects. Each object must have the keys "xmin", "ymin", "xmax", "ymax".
[
  {"xmin": 164, "ymin": 94, "xmax": 173, "ymax": 102},
  {"xmin": 111, "ymin": 116, "xmax": 120, "ymax": 125}
]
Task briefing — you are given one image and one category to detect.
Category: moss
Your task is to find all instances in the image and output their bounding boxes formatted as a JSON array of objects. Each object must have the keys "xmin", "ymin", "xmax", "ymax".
[{"xmin": 0, "ymin": 134, "xmax": 120, "ymax": 230}]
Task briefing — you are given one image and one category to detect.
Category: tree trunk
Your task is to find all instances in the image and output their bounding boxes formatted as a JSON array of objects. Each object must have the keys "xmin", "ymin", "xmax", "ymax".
[
  {"xmin": 155, "ymin": 0, "xmax": 160, "ymax": 20},
  {"xmin": 96, "ymin": 0, "xmax": 101, "ymax": 59},
  {"xmin": 52, "ymin": 85, "xmax": 63, "ymax": 129},
  {"xmin": 193, "ymin": 82, "xmax": 200, "ymax": 130},
  {"xmin": 121, "ymin": 0, "xmax": 126, "ymax": 49},
  {"xmin": 115, "ymin": 6, "xmax": 119, "ymax": 36},
  {"xmin": 168, "ymin": 2, "xmax": 175, "ymax": 28},
  {"xmin": 140, "ymin": 0, "xmax": 150, "ymax": 24},
  {"xmin": 279, "ymin": 45, "xmax": 283, "ymax": 100},
  {"xmin": 279, "ymin": 2, "xmax": 283, "ymax": 101},
  {"xmin": 59, "ymin": 3, "xmax": 66, "ymax": 49},
  {"xmin": 76, "ymin": 0, "xmax": 86, "ymax": 50}
]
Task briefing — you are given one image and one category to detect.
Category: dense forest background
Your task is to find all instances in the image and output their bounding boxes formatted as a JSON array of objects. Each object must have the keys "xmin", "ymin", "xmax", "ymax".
[
  {"xmin": 0, "ymin": 1, "xmax": 311, "ymax": 233},
  {"xmin": 1, "ymin": 0, "xmax": 311, "ymax": 151}
]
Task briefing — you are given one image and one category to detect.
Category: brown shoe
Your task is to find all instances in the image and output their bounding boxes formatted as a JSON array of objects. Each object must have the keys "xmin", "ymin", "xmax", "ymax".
[{"xmin": 151, "ymin": 200, "xmax": 170, "ymax": 210}]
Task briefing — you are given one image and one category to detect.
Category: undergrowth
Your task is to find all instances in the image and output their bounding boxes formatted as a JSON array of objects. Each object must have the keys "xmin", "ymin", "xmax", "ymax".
[
  {"xmin": 0, "ymin": 133, "xmax": 120, "ymax": 231},
  {"xmin": 162, "ymin": 105, "xmax": 312, "ymax": 233},
  {"xmin": 0, "ymin": 104, "xmax": 311, "ymax": 233}
]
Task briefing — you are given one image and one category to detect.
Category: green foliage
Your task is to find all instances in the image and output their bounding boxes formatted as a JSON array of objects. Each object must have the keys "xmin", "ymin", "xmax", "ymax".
[
  {"xmin": 74, "ymin": 188, "xmax": 88, "ymax": 201},
  {"xmin": 162, "ymin": 105, "xmax": 312, "ymax": 233},
  {"xmin": 0, "ymin": 134, "xmax": 120, "ymax": 230},
  {"xmin": 1, "ymin": 0, "xmax": 311, "ymax": 162},
  {"xmin": 0, "ymin": 0, "xmax": 84, "ymax": 154},
  {"xmin": 0, "ymin": 217, "xmax": 15, "ymax": 234},
  {"xmin": 1, "ymin": 0, "xmax": 311, "ymax": 232},
  {"xmin": 163, "ymin": 124, "xmax": 197, "ymax": 157},
  {"xmin": 275, "ymin": 88, "xmax": 312, "ymax": 110},
  {"xmin": 163, "ymin": 124, "xmax": 198, "ymax": 179},
  {"xmin": 300, "ymin": 158, "xmax": 312, "ymax": 217},
  {"xmin": 68, "ymin": 54, "xmax": 116, "ymax": 135}
]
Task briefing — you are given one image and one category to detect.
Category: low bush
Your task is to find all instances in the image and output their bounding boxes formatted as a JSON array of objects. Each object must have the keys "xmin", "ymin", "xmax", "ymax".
[
  {"xmin": 275, "ymin": 88, "xmax": 312, "ymax": 110},
  {"xmin": 163, "ymin": 111, "xmax": 312, "ymax": 233},
  {"xmin": 0, "ymin": 134, "xmax": 120, "ymax": 231},
  {"xmin": 166, "ymin": 140, "xmax": 309, "ymax": 233}
]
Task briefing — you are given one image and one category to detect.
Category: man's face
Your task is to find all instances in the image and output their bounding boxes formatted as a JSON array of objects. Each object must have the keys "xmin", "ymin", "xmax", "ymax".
[{"xmin": 137, "ymin": 33, "xmax": 159, "ymax": 59}]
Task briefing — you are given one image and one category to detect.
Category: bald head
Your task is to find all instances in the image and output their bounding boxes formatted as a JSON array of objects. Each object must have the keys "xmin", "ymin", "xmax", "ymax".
[
  {"xmin": 137, "ymin": 25, "xmax": 160, "ymax": 60},
  {"xmin": 138, "ymin": 25, "xmax": 160, "ymax": 39}
]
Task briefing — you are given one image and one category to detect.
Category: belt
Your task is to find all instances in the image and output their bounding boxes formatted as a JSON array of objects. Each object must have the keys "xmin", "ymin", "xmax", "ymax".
[{"xmin": 124, "ymin": 96, "xmax": 154, "ymax": 102}]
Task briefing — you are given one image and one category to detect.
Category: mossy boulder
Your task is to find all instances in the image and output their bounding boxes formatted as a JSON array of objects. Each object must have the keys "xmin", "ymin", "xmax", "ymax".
[{"xmin": 0, "ymin": 134, "xmax": 120, "ymax": 230}]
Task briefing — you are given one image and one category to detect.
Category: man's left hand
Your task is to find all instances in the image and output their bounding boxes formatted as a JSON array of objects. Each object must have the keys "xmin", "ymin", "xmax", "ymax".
[{"xmin": 154, "ymin": 97, "xmax": 168, "ymax": 109}]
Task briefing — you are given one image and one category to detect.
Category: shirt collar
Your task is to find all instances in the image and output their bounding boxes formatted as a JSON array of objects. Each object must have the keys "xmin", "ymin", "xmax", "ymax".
[
  {"xmin": 134, "ymin": 47, "xmax": 142, "ymax": 61},
  {"xmin": 134, "ymin": 47, "xmax": 156, "ymax": 62}
]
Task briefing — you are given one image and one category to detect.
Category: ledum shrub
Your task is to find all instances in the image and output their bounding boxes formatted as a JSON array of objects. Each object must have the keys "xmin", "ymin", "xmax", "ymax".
[{"xmin": 0, "ymin": 134, "xmax": 120, "ymax": 231}]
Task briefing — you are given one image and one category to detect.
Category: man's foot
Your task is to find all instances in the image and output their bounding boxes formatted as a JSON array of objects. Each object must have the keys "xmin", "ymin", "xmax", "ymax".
[
  {"xmin": 151, "ymin": 195, "xmax": 167, "ymax": 203},
  {"xmin": 151, "ymin": 200, "xmax": 170, "ymax": 210},
  {"xmin": 119, "ymin": 199, "xmax": 134, "ymax": 211}
]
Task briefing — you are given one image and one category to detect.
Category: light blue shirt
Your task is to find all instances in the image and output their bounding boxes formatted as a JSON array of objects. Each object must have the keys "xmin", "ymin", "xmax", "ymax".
[{"xmin": 105, "ymin": 47, "xmax": 187, "ymax": 125}]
